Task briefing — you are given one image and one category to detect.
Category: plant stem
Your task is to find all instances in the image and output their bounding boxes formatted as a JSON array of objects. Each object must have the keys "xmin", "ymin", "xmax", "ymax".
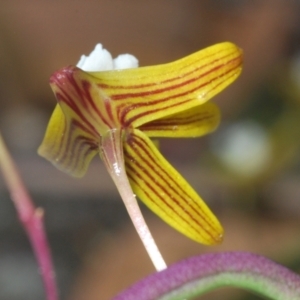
[
  {"xmin": 100, "ymin": 130, "xmax": 167, "ymax": 271},
  {"xmin": 0, "ymin": 132, "xmax": 58, "ymax": 300},
  {"xmin": 113, "ymin": 252, "xmax": 300, "ymax": 300}
]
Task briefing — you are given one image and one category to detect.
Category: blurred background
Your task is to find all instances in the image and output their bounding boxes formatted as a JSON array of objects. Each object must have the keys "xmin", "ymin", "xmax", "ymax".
[{"xmin": 1, "ymin": 1, "xmax": 300, "ymax": 299}]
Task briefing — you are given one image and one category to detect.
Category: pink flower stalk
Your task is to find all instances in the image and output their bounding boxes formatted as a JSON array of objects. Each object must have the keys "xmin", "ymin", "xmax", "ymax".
[{"xmin": 0, "ymin": 132, "xmax": 58, "ymax": 300}]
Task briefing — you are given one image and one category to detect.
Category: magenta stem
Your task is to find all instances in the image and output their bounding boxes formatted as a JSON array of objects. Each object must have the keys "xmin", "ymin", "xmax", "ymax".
[{"xmin": 0, "ymin": 133, "xmax": 58, "ymax": 300}]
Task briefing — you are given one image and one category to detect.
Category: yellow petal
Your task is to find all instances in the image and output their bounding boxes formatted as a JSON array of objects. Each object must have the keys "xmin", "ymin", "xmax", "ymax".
[
  {"xmin": 90, "ymin": 42, "xmax": 242, "ymax": 128},
  {"xmin": 124, "ymin": 129, "xmax": 223, "ymax": 245},
  {"xmin": 38, "ymin": 65, "xmax": 119, "ymax": 177},
  {"xmin": 140, "ymin": 102, "xmax": 220, "ymax": 138},
  {"xmin": 38, "ymin": 104, "xmax": 98, "ymax": 177}
]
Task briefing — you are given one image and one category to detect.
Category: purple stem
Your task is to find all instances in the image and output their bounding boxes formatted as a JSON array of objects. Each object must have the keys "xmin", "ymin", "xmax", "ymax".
[
  {"xmin": 0, "ymin": 133, "xmax": 58, "ymax": 300},
  {"xmin": 113, "ymin": 251, "xmax": 300, "ymax": 300}
]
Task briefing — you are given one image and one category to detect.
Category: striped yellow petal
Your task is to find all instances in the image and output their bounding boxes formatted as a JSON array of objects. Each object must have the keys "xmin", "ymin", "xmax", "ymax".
[
  {"xmin": 89, "ymin": 42, "xmax": 242, "ymax": 128},
  {"xmin": 38, "ymin": 66, "xmax": 118, "ymax": 177},
  {"xmin": 38, "ymin": 100, "xmax": 98, "ymax": 177},
  {"xmin": 124, "ymin": 128, "xmax": 223, "ymax": 245},
  {"xmin": 140, "ymin": 102, "xmax": 220, "ymax": 138}
]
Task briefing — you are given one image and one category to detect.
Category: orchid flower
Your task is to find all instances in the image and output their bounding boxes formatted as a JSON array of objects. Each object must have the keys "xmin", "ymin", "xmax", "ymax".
[{"xmin": 38, "ymin": 43, "xmax": 242, "ymax": 270}]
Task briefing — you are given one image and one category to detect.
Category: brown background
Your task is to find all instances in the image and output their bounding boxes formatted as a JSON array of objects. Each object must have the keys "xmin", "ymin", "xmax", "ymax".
[{"xmin": 0, "ymin": 1, "xmax": 300, "ymax": 299}]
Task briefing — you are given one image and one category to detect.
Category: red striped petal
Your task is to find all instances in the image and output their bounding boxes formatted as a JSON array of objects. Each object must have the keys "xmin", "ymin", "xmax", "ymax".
[
  {"xmin": 37, "ymin": 105, "xmax": 98, "ymax": 177},
  {"xmin": 124, "ymin": 129, "xmax": 223, "ymax": 245},
  {"xmin": 89, "ymin": 42, "xmax": 242, "ymax": 128},
  {"xmin": 140, "ymin": 102, "xmax": 220, "ymax": 138}
]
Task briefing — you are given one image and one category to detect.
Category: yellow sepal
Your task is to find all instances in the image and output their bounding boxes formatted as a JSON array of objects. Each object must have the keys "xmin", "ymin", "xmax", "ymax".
[
  {"xmin": 124, "ymin": 129, "xmax": 223, "ymax": 245},
  {"xmin": 141, "ymin": 102, "xmax": 220, "ymax": 138},
  {"xmin": 38, "ymin": 104, "xmax": 98, "ymax": 177}
]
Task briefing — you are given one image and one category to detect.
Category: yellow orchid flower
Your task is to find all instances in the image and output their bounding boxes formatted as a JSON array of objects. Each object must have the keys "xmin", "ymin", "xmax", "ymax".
[{"xmin": 38, "ymin": 42, "xmax": 242, "ymax": 252}]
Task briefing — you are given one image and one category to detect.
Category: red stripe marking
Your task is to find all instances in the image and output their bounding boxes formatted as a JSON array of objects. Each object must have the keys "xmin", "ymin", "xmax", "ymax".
[
  {"xmin": 81, "ymin": 80, "xmax": 113, "ymax": 129},
  {"xmin": 143, "ymin": 113, "xmax": 213, "ymax": 127},
  {"xmin": 51, "ymin": 67, "xmax": 109, "ymax": 138},
  {"xmin": 97, "ymin": 46, "xmax": 233, "ymax": 90},
  {"xmin": 131, "ymin": 134, "xmax": 214, "ymax": 223},
  {"xmin": 54, "ymin": 116, "xmax": 76, "ymax": 164},
  {"xmin": 125, "ymin": 152, "xmax": 216, "ymax": 239},
  {"xmin": 57, "ymin": 132, "xmax": 97, "ymax": 173},
  {"xmin": 122, "ymin": 98, "xmax": 194, "ymax": 127},
  {"xmin": 118, "ymin": 56, "xmax": 241, "ymax": 127},
  {"xmin": 125, "ymin": 133, "xmax": 219, "ymax": 238},
  {"xmin": 54, "ymin": 89, "xmax": 98, "ymax": 137},
  {"xmin": 141, "ymin": 115, "xmax": 214, "ymax": 132},
  {"xmin": 68, "ymin": 72, "xmax": 112, "ymax": 130},
  {"xmin": 66, "ymin": 69, "xmax": 89, "ymax": 109},
  {"xmin": 109, "ymin": 53, "xmax": 240, "ymax": 101},
  {"xmin": 126, "ymin": 164, "xmax": 199, "ymax": 238},
  {"xmin": 72, "ymin": 118, "xmax": 97, "ymax": 137},
  {"xmin": 104, "ymin": 98, "xmax": 114, "ymax": 125}
]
